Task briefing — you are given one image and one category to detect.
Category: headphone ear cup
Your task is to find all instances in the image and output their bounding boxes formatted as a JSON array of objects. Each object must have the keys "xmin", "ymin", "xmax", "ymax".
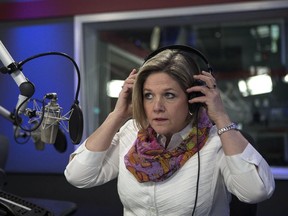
[{"xmin": 188, "ymin": 80, "xmax": 205, "ymax": 114}]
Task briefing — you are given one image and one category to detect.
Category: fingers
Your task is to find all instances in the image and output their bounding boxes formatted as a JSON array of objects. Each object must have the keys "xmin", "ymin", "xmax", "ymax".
[
  {"xmin": 120, "ymin": 70, "xmax": 137, "ymax": 94},
  {"xmin": 113, "ymin": 69, "xmax": 138, "ymax": 119},
  {"xmin": 123, "ymin": 69, "xmax": 137, "ymax": 87},
  {"xmin": 187, "ymin": 71, "xmax": 216, "ymax": 95},
  {"xmin": 186, "ymin": 71, "xmax": 219, "ymax": 105},
  {"xmin": 207, "ymin": 84, "xmax": 217, "ymax": 90},
  {"xmin": 193, "ymin": 71, "xmax": 216, "ymax": 90},
  {"xmin": 187, "ymin": 71, "xmax": 227, "ymax": 122}
]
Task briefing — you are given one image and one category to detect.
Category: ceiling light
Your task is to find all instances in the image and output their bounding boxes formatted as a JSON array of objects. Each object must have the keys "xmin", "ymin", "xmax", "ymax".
[
  {"xmin": 238, "ymin": 74, "xmax": 272, "ymax": 96},
  {"xmin": 107, "ymin": 80, "xmax": 124, "ymax": 98}
]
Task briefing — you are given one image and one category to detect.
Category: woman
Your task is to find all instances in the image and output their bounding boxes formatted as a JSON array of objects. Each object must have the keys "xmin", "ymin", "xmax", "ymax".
[{"xmin": 64, "ymin": 46, "xmax": 275, "ymax": 216}]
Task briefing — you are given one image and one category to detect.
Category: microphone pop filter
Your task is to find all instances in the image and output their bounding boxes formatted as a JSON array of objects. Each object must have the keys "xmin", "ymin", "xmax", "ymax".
[{"xmin": 69, "ymin": 103, "xmax": 83, "ymax": 144}]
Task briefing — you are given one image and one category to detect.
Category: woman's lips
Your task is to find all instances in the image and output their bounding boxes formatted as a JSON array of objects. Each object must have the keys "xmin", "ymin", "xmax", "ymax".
[{"xmin": 153, "ymin": 118, "xmax": 168, "ymax": 122}]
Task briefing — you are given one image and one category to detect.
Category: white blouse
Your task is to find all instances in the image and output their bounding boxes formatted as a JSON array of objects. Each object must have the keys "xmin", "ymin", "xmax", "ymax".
[{"xmin": 64, "ymin": 119, "xmax": 275, "ymax": 216}]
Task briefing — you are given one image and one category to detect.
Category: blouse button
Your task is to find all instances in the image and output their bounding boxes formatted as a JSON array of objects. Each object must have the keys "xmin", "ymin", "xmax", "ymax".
[{"xmin": 150, "ymin": 207, "xmax": 156, "ymax": 215}]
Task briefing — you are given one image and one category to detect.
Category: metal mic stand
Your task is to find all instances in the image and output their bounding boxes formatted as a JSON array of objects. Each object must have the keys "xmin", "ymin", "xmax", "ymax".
[{"xmin": 0, "ymin": 40, "xmax": 83, "ymax": 147}]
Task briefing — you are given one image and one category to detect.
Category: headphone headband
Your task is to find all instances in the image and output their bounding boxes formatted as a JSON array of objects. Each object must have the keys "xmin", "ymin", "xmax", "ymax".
[{"xmin": 144, "ymin": 45, "xmax": 213, "ymax": 73}]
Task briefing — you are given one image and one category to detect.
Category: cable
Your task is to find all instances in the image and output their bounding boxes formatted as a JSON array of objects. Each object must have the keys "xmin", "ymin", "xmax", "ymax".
[
  {"xmin": 13, "ymin": 125, "xmax": 30, "ymax": 144},
  {"xmin": 14, "ymin": 96, "xmax": 45, "ymax": 132},
  {"xmin": 191, "ymin": 108, "xmax": 201, "ymax": 216},
  {"xmin": 18, "ymin": 52, "xmax": 81, "ymax": 103}
]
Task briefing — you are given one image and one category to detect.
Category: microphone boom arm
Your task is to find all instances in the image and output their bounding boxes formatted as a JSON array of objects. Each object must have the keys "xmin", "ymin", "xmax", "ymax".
[
  {"xmin": 0, "ymin": 105, "xmax": 16, "ymax": 124},
  {"xmin": 0, "ymin": 41, "xmax": 35, "ymax": 115}
]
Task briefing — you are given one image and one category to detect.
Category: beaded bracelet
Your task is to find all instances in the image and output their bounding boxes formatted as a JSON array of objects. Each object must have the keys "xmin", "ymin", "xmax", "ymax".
[{"xmin": 217, "ymin": 122, "xmax": 238, "ymax": 135}]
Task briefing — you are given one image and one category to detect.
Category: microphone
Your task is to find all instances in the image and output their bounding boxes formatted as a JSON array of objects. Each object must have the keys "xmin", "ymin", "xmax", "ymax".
[
  {"xmin": 31, "ymin": 122, "xmax": 45, "ymax": 151},
  {"xmin": 40, "ymin": 93, "xmax": 61, "ymax": 144},
  {"xmin": 0, "ymin": 40, "xmax": 83, "ymax": 149},
  {"xmin": 31, "ymin": 120, "xmax": 67, "ymax": 153}
]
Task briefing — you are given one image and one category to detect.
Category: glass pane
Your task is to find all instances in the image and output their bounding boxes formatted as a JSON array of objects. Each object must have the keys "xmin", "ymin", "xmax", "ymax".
[{"xmin": 82, "ymin": 12, "xmax": 288, "ymax": 168}]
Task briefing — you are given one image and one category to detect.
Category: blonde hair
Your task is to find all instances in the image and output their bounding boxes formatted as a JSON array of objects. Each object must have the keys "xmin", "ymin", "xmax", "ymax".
[{"xmin": 132, "ymin": 48, "xmax": 200, "ymax": 130}]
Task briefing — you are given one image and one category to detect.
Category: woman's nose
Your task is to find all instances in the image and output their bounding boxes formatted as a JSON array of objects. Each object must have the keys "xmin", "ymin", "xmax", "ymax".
[{"xmin": 153, "ymin": 98, "xmax": 165, "ymax": 112}]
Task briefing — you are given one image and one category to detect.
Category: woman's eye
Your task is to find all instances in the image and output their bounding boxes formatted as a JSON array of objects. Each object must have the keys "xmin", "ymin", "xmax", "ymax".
[
  {"xmin": 165, "ymin": 92, "xmax": 175, "ymax": 99},
  {"xmin": 144, "ymin": 93, "xmax": 153, "ymax": 99}
]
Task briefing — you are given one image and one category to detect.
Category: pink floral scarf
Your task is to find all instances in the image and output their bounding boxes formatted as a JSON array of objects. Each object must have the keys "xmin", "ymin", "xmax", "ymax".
[{"xmin": 124, "ymin": 110, "xmax": 212, "ymax": 183}]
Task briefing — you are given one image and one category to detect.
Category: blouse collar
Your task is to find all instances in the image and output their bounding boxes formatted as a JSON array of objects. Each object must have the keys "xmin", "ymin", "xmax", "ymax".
[{"xmin": 157, "ymin": 123, "xmax": 193, "ymax": 150}]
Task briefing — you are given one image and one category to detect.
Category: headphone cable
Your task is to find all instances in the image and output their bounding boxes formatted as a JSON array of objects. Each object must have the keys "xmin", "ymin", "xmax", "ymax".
[{"xmin": 191, "ymin": 108, "xmax": 201, "ymax": 216}]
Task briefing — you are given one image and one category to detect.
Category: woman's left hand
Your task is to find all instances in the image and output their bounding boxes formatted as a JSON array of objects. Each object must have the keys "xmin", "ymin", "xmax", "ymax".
[{"xmin": 186, "ymin": 71, "xmax": 229, "ymax": 125}]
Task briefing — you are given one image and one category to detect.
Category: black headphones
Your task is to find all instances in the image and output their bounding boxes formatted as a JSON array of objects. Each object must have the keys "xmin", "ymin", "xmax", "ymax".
[
  {"xmin": 144, "ymin": 44, "xmax": 213, "ymax": 72},
  {"xmin": 144, "ymin": 44, "xmax": 213, "ymax": 114}
]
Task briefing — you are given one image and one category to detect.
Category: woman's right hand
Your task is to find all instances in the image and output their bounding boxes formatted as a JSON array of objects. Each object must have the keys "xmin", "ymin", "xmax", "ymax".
[
  {"xmin": 112, "ymin": 69, "xmax": 138, "ymax": 121},
  {"xmin": 85, "ymin": 69, "xmax": 138, "ymax": 152}
]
